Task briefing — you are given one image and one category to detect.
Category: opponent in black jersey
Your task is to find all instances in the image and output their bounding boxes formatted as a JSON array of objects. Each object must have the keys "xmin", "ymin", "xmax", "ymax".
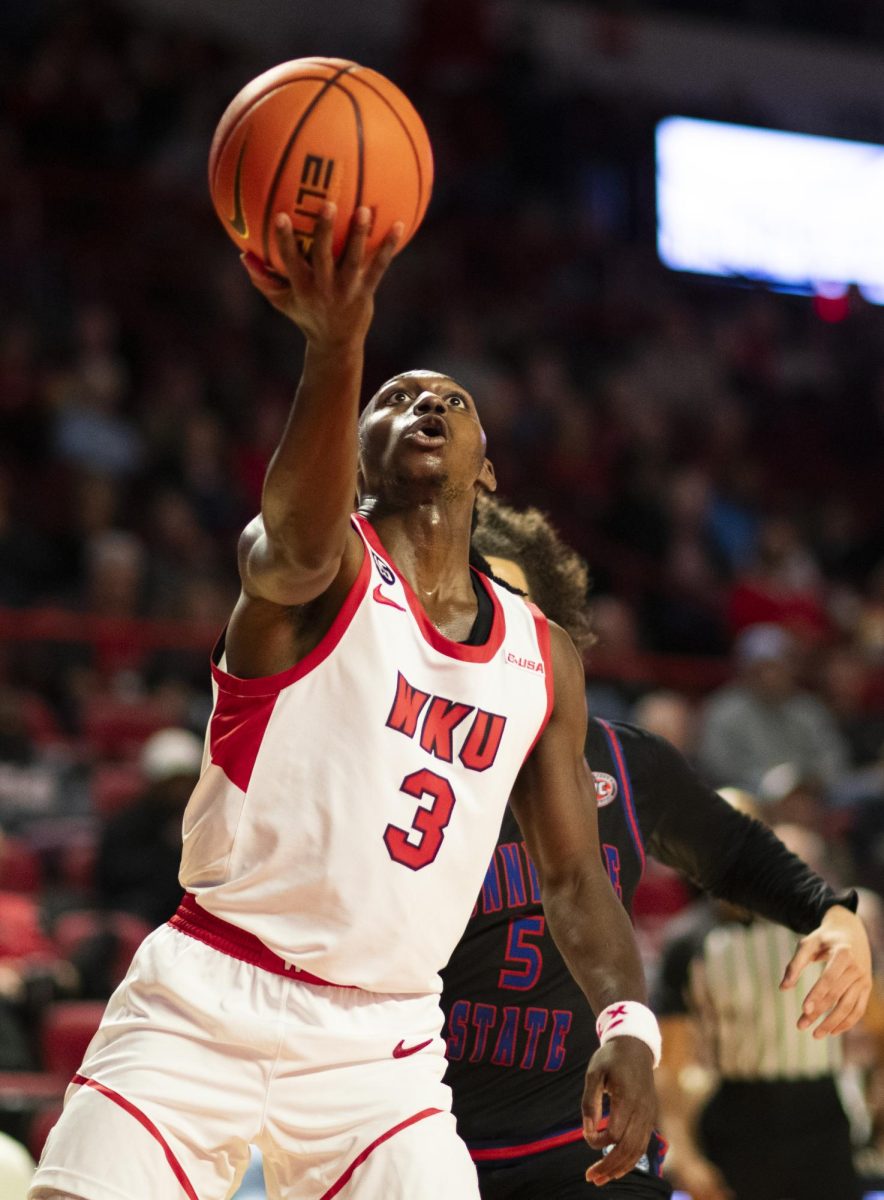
[{"xmin": 443, "ymin": 495, "xmax": 870, "ymax": 1200}]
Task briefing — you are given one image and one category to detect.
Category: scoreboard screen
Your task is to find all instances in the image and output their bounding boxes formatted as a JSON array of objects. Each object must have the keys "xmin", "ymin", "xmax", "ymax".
[{"xmin": 656, "ymin": 116, "xmax": 884, "ymax": 303}]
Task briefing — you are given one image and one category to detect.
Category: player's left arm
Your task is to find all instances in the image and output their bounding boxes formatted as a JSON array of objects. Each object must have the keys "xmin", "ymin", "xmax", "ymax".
[
  {"xmin": 644, "ymin": 735, "xmax": 871, "ymax": 1035},
  {"xmin": 510, "ymin": 623, "xmax": 656, "ymax": 1188}
]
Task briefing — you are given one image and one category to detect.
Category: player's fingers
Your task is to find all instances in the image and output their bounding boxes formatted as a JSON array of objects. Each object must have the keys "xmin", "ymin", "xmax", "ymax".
[
  {"xmin": 585, "ymin": 1110, "xmax": 648, "ymax": 1185},
  {"xmin": 781, "ymin": 934, "xmax": 823, "ymax": 988},
  {"xmin": 797, "ymin": 958, "xmax": 851, "ymax": 1023},
  {"xmin": 269, "ymin": 213, "xmax": 312, "ymax": 291},
  {"xmin": 338, "ymin": 206, "xmax": 372, "ymax": 280},
  {"xmin": 363, "ymin": 221, "xmax": 404, "ymax": 293},
  {"xmin": 812, "ymin": 984, "xmax": 869, "ymax": 1038},
  {"xmin": 581, "ymin": 1074, "xmax": 608, "ymax": 1148},
  {"xmin": 308, "ymin": 202, "xmax": 337, "ymax": 288},
  {"xmin": 800, "ymin": 979, "xmax": 855, "ymax": 1035},
  {"xmin": 824, "ymin": 990, "xmax": 872, "ymax": 1037},
  {"xmin": 240, "ymin": 252, "xmax": 291, "ymax": 300}
]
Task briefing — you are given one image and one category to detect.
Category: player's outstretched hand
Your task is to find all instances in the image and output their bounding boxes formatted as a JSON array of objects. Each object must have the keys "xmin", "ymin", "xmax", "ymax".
[
  {"xmin": 581, "ymin": 1037, "xmax": 656, "ymax": 1187},
  {"xmin": 780, "ymin": 904, "xmax": 872, "ymax": 1037},
  {"xmin": 240, "ymin": 204, "xmax": 403, "ymax": 347}
]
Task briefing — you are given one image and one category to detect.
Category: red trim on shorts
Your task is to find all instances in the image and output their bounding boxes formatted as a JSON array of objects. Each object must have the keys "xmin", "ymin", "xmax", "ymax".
[
  {"xmin": 169, "ymin": 894, "xmax": 356, "ymax": 988},
  {"xmin": 469, "ymin": 1124, "xmax": 585, "ymax": 1162},
  {"xmin": 318, "ymin": 1108, "xmax": 444, "ymax": 1199},
  {"xmin": 71, "ymin": 1073, "xmax": 200, "ymax": 1200},
  {"xmin": 520, "ymin": 603, "xmax": 554, "ymax": 762},
  {"xmin": 353, "ymin": 515, "xmax": 506, "ymax": 663},
  {"xmin": 209, "ymin": 528, "xmax": 371, "ymax": 697}
]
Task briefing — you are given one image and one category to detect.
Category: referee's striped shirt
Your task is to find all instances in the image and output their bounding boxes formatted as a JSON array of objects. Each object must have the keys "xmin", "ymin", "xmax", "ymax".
[{"xmin": 688, "ymin": 920, "xmax": 840, "ymax": 1080}]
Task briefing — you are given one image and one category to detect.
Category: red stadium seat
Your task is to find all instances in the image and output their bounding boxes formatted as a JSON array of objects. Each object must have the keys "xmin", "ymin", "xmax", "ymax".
[
  {"xmin": 0, "ymin": 837, "xmax": 42, "ymax": 893},
  {"xmin": 27, "ymin": 1101, "xmax": 64, "ymax": 1159},
  {"xmin": 40, "ymin": 1001, "xmax": 107, "ymax": 1077},
  {"xmin": 81, "ymin": 697, "xmax": 170, "ymax": 759},
  {"xmin": 51, "ymin": 909, "xmax": 152, "ymax": 987},
  {"xmin": 0, "ymin": 892, "xmax": 54, "ymax": 958},
  {"xmin": 0, "ymin": 1071, "xmax": 69, "ymax": 1153},
  {"xmin": 89, "ymin": 762, "xmax": 143, "ymax": 816},
  {"xmin": 0, "ymin": 1072, "xmax": 68, "ymax": 1107},
  {"xmin": 56, "ymin": 836, "xmax": 97, "ymax": 896}
]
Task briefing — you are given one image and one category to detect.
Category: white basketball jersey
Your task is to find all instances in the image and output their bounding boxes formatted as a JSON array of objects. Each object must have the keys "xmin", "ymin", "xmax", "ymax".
[{"xmin": 179, "ymin": 515, "xmax": 553, "ymax": 994}]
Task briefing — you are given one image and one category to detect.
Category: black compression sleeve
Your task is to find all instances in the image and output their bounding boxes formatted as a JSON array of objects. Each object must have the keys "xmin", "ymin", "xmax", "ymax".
[{"xmin": 643, "ymin": 735, "xmax": 857, "ymax": 935}]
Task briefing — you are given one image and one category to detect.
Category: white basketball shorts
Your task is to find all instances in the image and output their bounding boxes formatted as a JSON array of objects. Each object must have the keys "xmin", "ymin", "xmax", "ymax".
[{"xmin": 30, "ymin": 899, "xmax": 479, "ymax": 1200}]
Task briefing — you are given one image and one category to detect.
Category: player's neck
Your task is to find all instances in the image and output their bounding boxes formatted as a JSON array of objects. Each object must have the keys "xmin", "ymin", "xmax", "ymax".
[{"xmin": 362, "ymin": 498, "xmax": 475, "ymax": 605}]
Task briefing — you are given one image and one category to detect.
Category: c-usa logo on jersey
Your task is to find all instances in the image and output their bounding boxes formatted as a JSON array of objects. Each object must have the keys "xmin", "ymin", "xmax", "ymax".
[
  {"xmin": 371, "ymin": 551, "xmax": 396, "ymax": 586},
  {"xmin": 593, "ymin": 772, "xmax": 618, "ymax": 807}
]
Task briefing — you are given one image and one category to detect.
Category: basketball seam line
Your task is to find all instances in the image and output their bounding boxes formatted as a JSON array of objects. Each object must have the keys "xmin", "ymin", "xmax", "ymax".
[
  {"xmin": 342, "ymin": 73, "xmax": 430, "ymax": 234},
  {"xmin": 260, "ymin": 64, "xmax": 356, "ymax": 263},
  {"xmin": 209, "ymin": 75, "xmax": 339, "ymax": 194}
]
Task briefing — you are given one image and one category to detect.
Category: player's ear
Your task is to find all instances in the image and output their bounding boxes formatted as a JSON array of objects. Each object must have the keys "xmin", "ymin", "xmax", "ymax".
[{"xmin": 477, "ymin": 457, "xmax": 497, "ymax": 495}]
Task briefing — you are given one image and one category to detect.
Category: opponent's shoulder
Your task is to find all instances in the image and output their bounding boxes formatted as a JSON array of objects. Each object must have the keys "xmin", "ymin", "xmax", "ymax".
[
  {"xmin": 546, "ymin": 618, "xmax": 583, "ymax": 668},
  {"xmin": 587, "ymin": 718, "xmax": 680, "ymax": 767},
  {"xmin": 545, "ymin": 619, "xmax": 587, "ymax": 703}
]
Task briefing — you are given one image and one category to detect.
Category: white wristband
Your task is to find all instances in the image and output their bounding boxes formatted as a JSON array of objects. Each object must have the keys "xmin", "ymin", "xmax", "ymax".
[{"xmin": 596, "ymin": 1001, "xmax": 662, "ymax": 1068}]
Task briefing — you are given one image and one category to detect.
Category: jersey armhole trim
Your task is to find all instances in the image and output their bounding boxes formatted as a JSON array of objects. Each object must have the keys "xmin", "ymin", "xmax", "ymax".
[
  {"xmin": 210, "ymin": 532, "xmax": 370, "ymax": 697},
  {"xmin": 596, "ymin": 719, "xmax": 646, "ymax": 875}
]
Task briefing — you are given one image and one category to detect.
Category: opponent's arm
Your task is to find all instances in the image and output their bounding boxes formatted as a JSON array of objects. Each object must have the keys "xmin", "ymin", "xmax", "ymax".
[
  {"xmin": 510, "ymin": 625, "xmax": 656, "ymax": 1188},
  {"xmin": 644, "ymin": 734, "xmax": 870, "ymax": 1034}
]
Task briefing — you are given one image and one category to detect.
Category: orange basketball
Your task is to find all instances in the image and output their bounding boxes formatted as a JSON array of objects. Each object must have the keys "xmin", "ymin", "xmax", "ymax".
[{"xmin": 208, "ymin": 57, "xmax": 433, "ymax": 273}]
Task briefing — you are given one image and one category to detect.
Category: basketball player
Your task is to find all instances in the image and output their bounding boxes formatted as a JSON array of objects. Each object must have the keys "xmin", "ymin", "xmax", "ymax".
[
  {"xmin": 31, "ymin": 206, "xmax": 658, "ymax": 1200},
  {"xmin": 442, "ymin": 495, "xmax": 871, "ymax": 1199}
]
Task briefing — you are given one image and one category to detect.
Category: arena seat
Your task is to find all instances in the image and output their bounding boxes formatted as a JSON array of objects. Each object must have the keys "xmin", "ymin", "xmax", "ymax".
[
  {"xmin": 81, "ymin": 696, "xmax": 170, "ymax": 759},
  {"xmin": 51, "ymin": 908, "xmax": 152, "ymax": 988},
  {"xmin": 0, "ymin": 891, "xmax": 53, "ymax": 958},
  {"xmin": 0, "ymin": 837, "xmax": 42, "ymax": 893},
  {"xmin": 0, "ymin": 1071, "xmax": 68, "ymax": 1151},
  {"xmin": 89, "ymin": 761, "xmax": 144, "ymax": 815},
  {"xmin": 56, "ymin": 836, "xmax": 97, "ymax": 896},
  {"xmin": 26, "ymin": 1100, "xmax": 64, "ymax": 1159},
  {"xmin": 39, "ymin": 1001, "xmax": 107, "ymax": 1077}
]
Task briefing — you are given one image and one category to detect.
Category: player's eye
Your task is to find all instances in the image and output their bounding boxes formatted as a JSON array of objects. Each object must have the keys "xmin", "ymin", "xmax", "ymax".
[
  {"xmin": 388, "ymin": 391, "xmax": 410, "ymax": 405},
  {"xmin": 446, "ymin": 393, "xmax": 466, "ymax": 407}
]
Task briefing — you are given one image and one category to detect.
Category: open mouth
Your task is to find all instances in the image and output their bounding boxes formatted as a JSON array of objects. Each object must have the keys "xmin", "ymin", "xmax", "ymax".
[{"xmin": 405, "ymin": 415, "xmax": 448, "ymax": 448}]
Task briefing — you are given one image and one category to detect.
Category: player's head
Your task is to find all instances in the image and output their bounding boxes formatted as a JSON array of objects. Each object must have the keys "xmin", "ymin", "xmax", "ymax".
[
  {"xmin": 472, "ymin": 493, "xmax": 595, "ymax": 652},
  {"xmin": 357, "ymin": 370, "xmax": 496, "ymax": 504}
]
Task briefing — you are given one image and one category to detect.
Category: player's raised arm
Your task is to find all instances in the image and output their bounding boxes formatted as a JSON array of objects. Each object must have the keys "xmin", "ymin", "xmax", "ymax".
[
  {"xmin": 509, "ymin": 624, "xmax": 657, "ymax": 1188},
  {"xmin": 237, "ymin": 204, "xmax": 402, "ymax": 610}
]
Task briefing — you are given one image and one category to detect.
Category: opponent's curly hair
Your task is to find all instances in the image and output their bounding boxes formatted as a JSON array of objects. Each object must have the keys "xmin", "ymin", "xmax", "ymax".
[{"xmin": 471, "ymin": 493, "xmax": 596, "ymax": 652}]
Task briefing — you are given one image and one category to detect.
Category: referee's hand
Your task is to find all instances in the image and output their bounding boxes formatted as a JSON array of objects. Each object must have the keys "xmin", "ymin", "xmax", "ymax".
[
  {"xmin": 582, "ymin": 1037, "xmax": 656, "ymax": 1186},
  {"xmin": 780, "ymin": 904, "xmax": 872, "ymax": 1037}
]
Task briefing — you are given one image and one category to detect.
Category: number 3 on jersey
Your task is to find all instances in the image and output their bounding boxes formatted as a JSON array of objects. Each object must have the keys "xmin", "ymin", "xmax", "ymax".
[{"xmin": 384, "ymin": 768, "xmax": 456, "ymax": 871}]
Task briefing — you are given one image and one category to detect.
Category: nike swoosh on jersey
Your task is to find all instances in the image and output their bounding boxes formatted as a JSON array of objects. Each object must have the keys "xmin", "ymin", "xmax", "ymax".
[
  {"xmin": 372, "ymin": 584, "xmax": 406, "ymax": 612},
  {"xmin": 392, "ymin": 1038, "xmax": 433, "ymax": 1059},
  {"xmin": 229, "ymin": 141, "xmax": 249, "ymax": 237}
]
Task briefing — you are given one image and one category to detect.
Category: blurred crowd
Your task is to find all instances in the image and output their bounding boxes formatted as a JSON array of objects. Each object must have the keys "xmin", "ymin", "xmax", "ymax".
[
  {"xmin": 2, "ymin": 0, "xmax": 884, "ymax": 1194},
  {"xmin": 632, "ymin": 0, "xmax": 884, "ymax": 43}
]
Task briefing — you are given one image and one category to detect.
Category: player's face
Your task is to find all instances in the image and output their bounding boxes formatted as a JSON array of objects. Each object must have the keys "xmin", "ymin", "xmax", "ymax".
[{"xmin": 358, "ymin": 371, "xmax": 496, "ymax": 498}]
